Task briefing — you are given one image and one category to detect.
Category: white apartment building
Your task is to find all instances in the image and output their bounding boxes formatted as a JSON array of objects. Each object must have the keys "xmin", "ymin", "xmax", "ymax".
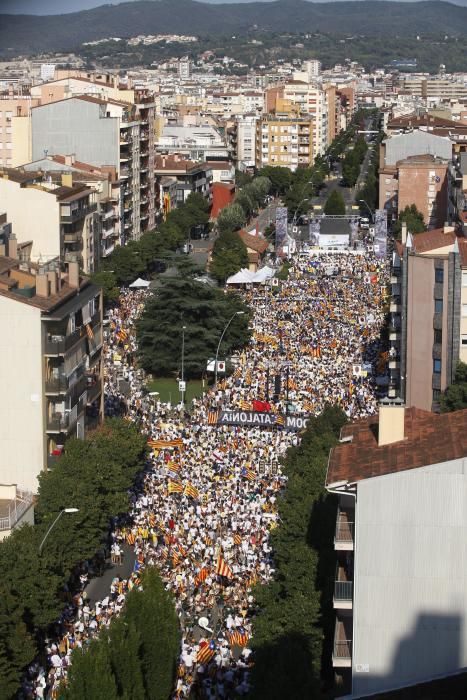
[
  {"xmin": 327, "ymin": 402, "xmax": 467, "ymax": 697},
  {"xmin": 0, "ymin": 168, "xmax": 100, "ymax": 273},
  {"xmin": 235, "ymin": 114, "xmax": 258, "ymax": 169},
  {"xmin": 283, "ymin": 80, "xmax": 328, "ymax": 155},
  {"xmin": 156, "ymin": 122, "xmax": 229, "ymax": 161},
  {"xmin": 0, "ymin": 253, "xmax": 103, "ymax": 493}
]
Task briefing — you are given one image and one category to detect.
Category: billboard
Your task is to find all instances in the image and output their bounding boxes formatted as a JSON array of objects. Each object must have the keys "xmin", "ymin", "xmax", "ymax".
[
  {"xmin": 275, "ymin": 207, "xmax": 288, "ymax": 251},
  {"xmin": 374, "ymin": 209, "xmax": 388, "ymax": 259},
  {"xmin": 308, "ymin": 218, "xmax": 321, "ymax": 246}
]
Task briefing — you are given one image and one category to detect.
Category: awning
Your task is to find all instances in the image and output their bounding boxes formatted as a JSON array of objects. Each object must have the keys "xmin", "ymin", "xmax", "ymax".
[{"xmin": 129, "ymin": 277, "xmax": 151, "ymax": 288}]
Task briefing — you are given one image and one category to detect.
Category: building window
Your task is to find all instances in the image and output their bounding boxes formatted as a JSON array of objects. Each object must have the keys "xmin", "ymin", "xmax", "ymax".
[
  {"xmin": 435, "ymin": 268, "xmax": 444, "ymax": 284},
  {"xmin": 462, "ymin": 334, "xmax": 467, "ymax": 346},
  {"xmin": 434, "ymin": 299, "xmax": 443, "ymax": 314},
  {"xmin": 433, "ymin": 389, "xmax": 441, "ymax": 402},
  {"xmin": 434, "ymin": 328, "xmax": 442, "ymax": 344},
  {"xmin": 433, "ymin": 359, "xmax": 442, "ymax": 374},
  {"xmin": 462, "ymin": 271, "xmax": 467, "ymax": 287}
]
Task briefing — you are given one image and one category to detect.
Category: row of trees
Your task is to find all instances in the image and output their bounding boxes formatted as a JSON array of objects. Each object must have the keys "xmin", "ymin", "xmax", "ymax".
[
  {"xmin": 93, "ymin": 192, "xmax": 211, "ymax": 294},
  {"xmin": 341, "ymin": 136, "xmax": 367, "ymax": 187},
  {"xmin": 440, "ymin": 362, "xmax": 467, "ymax": 412},
  {"xmin": 0, "ymin": 420, "xmax": 147, "ymax": 698},
  {"xmin": 136, "ymin": 263, "xmax": 251, "ymax": 378},
  {"xmin": 250, "ymin": 406, "xmax": 347, "ymax": 699},
  {"xmin": 60, "ymin": 569, "xmax": 180, "ymax": 700}
]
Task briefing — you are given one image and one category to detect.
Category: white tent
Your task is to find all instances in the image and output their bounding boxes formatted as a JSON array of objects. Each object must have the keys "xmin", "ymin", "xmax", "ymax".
[
  {"xmin": 251, "ymin": 266, "xmax": 276, "ymax": 283},
  {"xmin": 129, "ymin": 277, "xmax": 151, "ymax": 288},
  {"xmin": 226, "ymin": 268, "xmax": 255, "ymax": 285}
]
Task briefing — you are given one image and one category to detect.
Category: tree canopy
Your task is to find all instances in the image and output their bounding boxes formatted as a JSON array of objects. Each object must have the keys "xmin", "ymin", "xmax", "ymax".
[
  {"xmin": 323, "ymin": 189, "xmax": 346, "ymax": 215},
  {"xmin": 393, "ymin": 204, "xmax": 427, "ymax": 239},
  {"xmin": 440, "ymin": 362, "xmax": 467, "ymax": 412},
  {"xmin": 250, "ymin": 406, "xmax": 347, "ymax": 699},
  {"xmin": 210, "ymin": 230, "xmax": 249, "ymax": 284},
  {"xmin": 216, "ymin": 202, "xmax": 246, "ymax": 235},
  {"xmin": 59, "ymin": 568, "xmax": 180, "ymax": 700},
  {"xmin": 136, "ymin": 275, "xmax": 251, "ymax": 378},
  {"xmin": 0, "ymin": 420, "xmax": 147, "ymax": 697}
]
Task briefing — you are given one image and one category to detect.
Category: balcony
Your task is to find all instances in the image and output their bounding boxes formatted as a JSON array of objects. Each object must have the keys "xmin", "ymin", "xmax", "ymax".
[
  {"xmin": 60, "ymin": 203, "xmax": 97, "ymax": 223},
  {"xmin": 335, "ymin": 509, "xmax": 354, "ymax": 550},
  {"xmin": 140, "ymin": 131, "xmax": 149, "ymax": 141},
  {"xmin": 102, "ymin": 227, "xmax": 115, "ymax": 239},
  {"xmin": 63, "ymin": 231, "xmax": 81, "ymax": 244},
  {"xmin": 44, "ymin": 327, "xmax": 82, "ymax": 355},
  {"xmin": 87, "ymin": 379, "xmax": 102, "ymax": 405},
  {"xmin": 333, "ymin": 616, "xmax": 352, "ymax": 668},
  {"xmin": 334, "ymin": 562, "xmax": 353, "ymax": 609},
  {"xmin": 102, "ymin": 243, "xmax": 115, "ymax": 257},
  {"xmin": 45, "ymin": 376, "xmax": 68, "ymax": 394}
]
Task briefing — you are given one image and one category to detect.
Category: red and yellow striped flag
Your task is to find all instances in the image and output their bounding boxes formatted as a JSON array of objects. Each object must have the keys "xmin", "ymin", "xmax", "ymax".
[
  {"xmin": 197, "ymin": 644, "xmax": 216, "ymax": 665},
  {"xmin": 183, "ymin": 483, "xmax": 199, "ymax": 500},
  {"xmin": 228, "ymin": 630, "xmax": 249, "ymax": 647},
  {"xmin": 147, "ymin": 438, "xmax": 184, "ymax": 449},
  {"xmin": 195, "ymin": 567, "xmax": 209, "ymax": 586},
  {"xmin": 216, "ymin": 554, "xmax": 233, "ymax": 579},
  {"xmin": 168, "ymin": 480, "xmax": 183, "ymax": 494},
  {"xmin": 233, "ymin": 533, "xmax": 242, "ymax": 546},
  {"xmin": 207, "ymin": 411, "xmax": 219, "ymax": 425},
  {"xmin": 239, "ymin": 399, "xmax": 251, "ymax": 411}
]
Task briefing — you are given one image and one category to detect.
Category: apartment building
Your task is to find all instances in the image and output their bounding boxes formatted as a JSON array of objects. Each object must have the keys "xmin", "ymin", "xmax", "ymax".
[
  {"xmin": 0, "ymin": 250, "xmax": 103, "ymax": 493},
  {"xmin": 326, "ymin": 402, "xmax": 467, "ymax": 697},
  {"xmin": 20, "ymin": 154, "xmax": 119, "ymax": 260},
  {"xmin": 0, "ymin": 92, "xmax": 41, "ymax": 167},
  {"xmin": 388, "ymin": 226, "xmax": 461, "ymax": 411},
  {"xmin": 229, "ymin": 114, "xmax": 258, "ymax": 170},
  {"xmin": 256, "ymin": 114, "xmax": 314, "ymax": 171},
  {"xmin": 399, "ymin": 75, "xmax": 467, "ymax": 101},
  {"xmin": 156, "ymin": 121, "xmax": 229, "ymax": 161},
  {"xmin": 0, "ymin": 168, "xmax": 101, "ymax": 273},
  {"xmin": 31, "ymin": 95, "xmax": 154, "ymax": 243},
  {"xmin": 379, "ymin": 131, "xmax": 452, "ymax": 227},
  {"xmin": 154, "ymin": 154, "xmax": 213, "ymax": 212},
  {"xmin": 282, "ymin": 80, "xmax": 328, "ymax": 155}
]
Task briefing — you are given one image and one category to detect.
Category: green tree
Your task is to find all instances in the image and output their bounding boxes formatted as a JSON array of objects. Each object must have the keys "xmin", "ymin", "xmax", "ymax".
[
  {"xmin": 0, "ymin": 586, "xmax": 36, "ymax": 699},
  {"xmin": 106, "ymin": 241, "xmax": 145, "ymax": 286},
  {"xmin": 257, "ymin": 166, "xmax": 292, "ymax": 196},
  {"xmin": 91, "ymin": 270, "xmax": 120, "ymax": 305},
  {"xmin": 217, "ymin": 203, "xmax": 246, "ymax": 234},
  {"xmin": 324, "ymin": 189, "xmax": 346, "ymax": 215},
  {"xmin": 393, "ymin": 204, "xmax": 427, "ymax": 239},
  {"xmin": 440, "ymin": 362, "xmax": 467, "ymax": 412},
  {"xmin": 210, "ymin": 230, "xmax": 249, "ymax": 284},
  {"xmin": 250, "ymin": 406, "xmax": 347, "ymax": 699},
  {"xmin": 235, "ymin": 190, "xmax": 255, "ymax": 218},
  {"xmin": 137, "ymin": 274, "xmax": 250, "ymax": 377},
  {"xmin": 60, "ymin": 638, "xmax": 119, "ymax": 700}
]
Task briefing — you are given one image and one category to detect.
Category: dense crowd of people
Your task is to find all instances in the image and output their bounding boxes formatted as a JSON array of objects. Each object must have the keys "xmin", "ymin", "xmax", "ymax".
[{"xmin": 25, "ymin": 251, "xmax": 388, "ymax": 699}]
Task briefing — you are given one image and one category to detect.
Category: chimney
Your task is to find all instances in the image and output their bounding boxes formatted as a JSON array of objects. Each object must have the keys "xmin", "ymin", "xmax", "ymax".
[
  {"xmin": 36, "ymin": 269, "xmax": 50, "ymax": 298},
  {"xmin": 64, "ymin": 154, "xmax": 75, "ymax": 166},
  {"xmin": 401, "ymin": 221, "xmax": 407, "ymax": 246},
  {"xmin": 47, "ymin": 270, "xmax": 58, "ymax": 295},
  {"xmin": 68, "ymin": 261, "xmax": 79, "ymax": 289},
  {"xmin": 378, "ymin": 400, "xmax": 405, "ymax": 447},
  {"xmin": 61, "ymin": 173, "xmax": 73, "ymax": 188},
  {"xmin": 7, "ymin": 234, "xmax": 18, "ymax": 259}
]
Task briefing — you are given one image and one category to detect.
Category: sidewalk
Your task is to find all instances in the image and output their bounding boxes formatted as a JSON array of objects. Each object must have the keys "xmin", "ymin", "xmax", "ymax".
[{"xmin": 84, "ymin": 543, "xmax": 135, "ymax": 605}]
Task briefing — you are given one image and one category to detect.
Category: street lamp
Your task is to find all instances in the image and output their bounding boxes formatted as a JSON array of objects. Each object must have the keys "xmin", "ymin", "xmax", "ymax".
[
  {"xmin": 39, "ymin": 508, "xmax": 79, "ymax": 555},
  {"xmin": 359, "ymin": 199, "xmax": 375, "ymax": 223},
  {"xmin": 180, "ymin": 325, "xmax": 186, "ymax": 407},
  {"xmin": 214, "ymin": 311, "xmax": 245, "ymax": 386}
]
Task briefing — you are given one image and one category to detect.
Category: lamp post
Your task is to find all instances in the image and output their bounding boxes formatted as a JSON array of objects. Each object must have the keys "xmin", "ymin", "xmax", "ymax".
[
  {"xmin": 180, "ymin": 325, "xmax": 186, "ymax": 407},
  {"xmin": 214, "ymin": 311, "xmax": 245, "ymax": 387},
  {"xmin": 359, "ymin": 199, "xmax": 375, "ymax": 223},
  {"xmin": 39, "ymin": 508, "xmax": 79, "ymax": 555}
]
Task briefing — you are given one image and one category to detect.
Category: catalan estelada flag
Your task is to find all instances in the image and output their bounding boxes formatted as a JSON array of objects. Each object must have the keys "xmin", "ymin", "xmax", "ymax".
[
  {"xmin": 197, "ymin": 642, "xmax": 216, "ymax": 665},
  {"xmin": 116, "ymin": 328, "xmax": 128, "ymax": 342},
  {"xmin": 183, "ymin": 483, "xmax": 199, "ymax": 500},
  {"xmin": 168, "ymin": 480, "xmax": 183, "ymax": 494},
  {"xmin": 216, "ymin": 554, "xmax": 233, "ymax": 579},
  {"xmin": 85, "ymin": 323, "xmax": 94, "ymax": 340},
  {"xmin": 239, "ymin": 399, "xmax": 251, "ymax": 410},
  {"xmin": 241, "ymin": 467, "xmax": 255, "ymax": 482}
]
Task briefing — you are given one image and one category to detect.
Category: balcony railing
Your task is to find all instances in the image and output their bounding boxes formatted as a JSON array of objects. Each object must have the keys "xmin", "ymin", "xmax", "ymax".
[
  {"xmin": 334, "ymin": 639, "xmax": 352, "ymax": 660},
  {"xmin": 61, "ymin": 203, "xmax": 97, "ymax": 223},
  {"xmin": 87, "ymin": 380, "xmax": 102, "ymax": 404},
  {"xmin": 0, "ymin": 489, "xmax": 34, "ymax": 532},
  {"xmin": 334, "ymin": 580, "xmax": 353, "ymax": 601},
  {"xmin": 44, "ymin": 327, "xmax": 82, "ymax": 355},
  {"xmin": 45, "ymin": 376, "xmax": 68, "ymax": 394},
  {"xmin": 335, "ymin": 511, "xmax": 354, "ymax": 545}
]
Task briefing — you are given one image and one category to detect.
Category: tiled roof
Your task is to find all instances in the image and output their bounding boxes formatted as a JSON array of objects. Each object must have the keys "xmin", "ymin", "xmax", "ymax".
[
  {"xmin": 326, "ymin": 407, "xmax": 467, "ymax": 486},
  {"xmin": 238, "ymin": 230, "xmax": 269, "ymax": 254},
  {"xmin": 411, "ymin": 228, "xmax": 456, "ymax": 253}
]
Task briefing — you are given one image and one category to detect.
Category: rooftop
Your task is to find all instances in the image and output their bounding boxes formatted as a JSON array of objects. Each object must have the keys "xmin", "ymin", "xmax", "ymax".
[{"xmin": 327, "ymin": 407, "xmax": 467, "ymax": 486}]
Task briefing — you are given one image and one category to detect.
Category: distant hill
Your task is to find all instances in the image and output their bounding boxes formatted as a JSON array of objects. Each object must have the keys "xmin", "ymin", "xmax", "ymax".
[{"xmin": 1, "ymin": 0, "xmax": 467, "ymax": 56}]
